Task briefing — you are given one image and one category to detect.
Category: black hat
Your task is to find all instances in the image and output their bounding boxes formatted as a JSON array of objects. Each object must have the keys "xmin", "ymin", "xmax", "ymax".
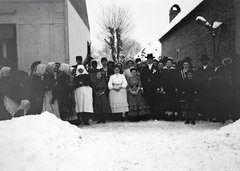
[
  {"xmin": 199, "ymin": 54, "xmax": 210, "ymax": 61},
  {"xmin": 146, "ymin": 53, "xmax": 154, "ymax": 59}
]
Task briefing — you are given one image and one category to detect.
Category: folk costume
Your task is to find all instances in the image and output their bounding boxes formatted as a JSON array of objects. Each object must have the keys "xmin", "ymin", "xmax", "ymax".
[
  {"xmin": 42, "ymin": 62, "xmax": 60, "ymax": 118},
  {"xmin": 108, "ymin": 71, "xmax": 129, "ymax": 115},
  {"xmin": 74, "ymin": 65, "xmax": 93, "ymax": 125},
  {"xmin": 92, "ymin": 73, "xmax": 111, "ymax": 123},
  {"xmin": 162, "ymin": 63, "xmax": 179, "ymax": 119},
  {"xmin": 56, "ymin": 63, "xmax": 77, "ymax": 122},
  {"xmin": 27, "ymin": 64, "xmax": 46, "ymax": 114},
  {"xmin": 127, "ymin": 73, "xmax": 150, "ymax": 120}
]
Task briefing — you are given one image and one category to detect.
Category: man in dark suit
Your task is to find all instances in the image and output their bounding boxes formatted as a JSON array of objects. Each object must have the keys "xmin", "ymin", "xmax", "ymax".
[
  {"xmin": 140, "ymin": 53, "xmax": 159, "ymax": 119},
  {"xmin": 208, "ymin": 58, "xmax": 231, "ymax": 123},
  {"xmin": 195, "ymin": 54, "xmax": 214, "ymax": 121}
]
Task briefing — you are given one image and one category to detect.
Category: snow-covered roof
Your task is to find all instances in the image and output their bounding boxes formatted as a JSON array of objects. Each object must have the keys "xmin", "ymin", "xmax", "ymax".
[{"xmin": 159, "ymin": 0, "xmax": 204, "ymax": 41}]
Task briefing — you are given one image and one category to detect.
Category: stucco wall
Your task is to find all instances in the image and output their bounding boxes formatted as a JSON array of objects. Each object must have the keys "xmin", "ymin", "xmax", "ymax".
[
  {"xmin": 67, "ymin": 0, "xmax": 90, "ymax": 66},
  {"xmin": 0, "ymin": 2, "xmax": 66, "ymax": 72}
]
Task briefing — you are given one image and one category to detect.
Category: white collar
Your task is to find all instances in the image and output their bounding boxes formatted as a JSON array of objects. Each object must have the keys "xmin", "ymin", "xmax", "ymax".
[
  {"xmin": 148, "ymin": 64, "xmax": 153, "ymax": 69},
  {"xmin": 203, "ymin": 65, "xmax": 208, "ymax": 69},
  {"xmin": 215, "ymin": 65, "xmax": 220, "ymax": 71}
]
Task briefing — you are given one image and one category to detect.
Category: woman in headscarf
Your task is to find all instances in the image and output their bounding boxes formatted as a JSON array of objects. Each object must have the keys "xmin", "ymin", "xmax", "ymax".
[
  {"xmin": 55, "ymin": 63, "xmax": 78, "ymax": 123},
  {"xmin": 108, "ymin": 65, "xmax": 129, "ymax": 121},
  {"xmin": 0, "ymin": 67, "xmax": 13, "ymax": 120},
  {"xmin": 13, "ymin": 100, "xmax": 31, "ymax": 117},
  {"xmin": 26, "ymin": 64, "xmax": 47, "ymax": 114},
  {"xmin": 74, "ymin": 65, "xmax": 93, "ymax": 125},
  {"xmin": 42, "ymin": 62, "xmax": 60, "ymax": 118},
  {"xmin": 0, "ymin": 67, "xmax": 31, "ymax": 119},
  {"xmin": 0, "ymin": 66, "xmax": 10, "ymax": 78},
  {"xmin": 92, "ymin": 69, "xmax": 111, "ymax": 123}
]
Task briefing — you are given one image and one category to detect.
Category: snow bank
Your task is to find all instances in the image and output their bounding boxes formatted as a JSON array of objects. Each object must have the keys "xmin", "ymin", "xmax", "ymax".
[
  {"xmin": 0, "ymin": 112, "xmax": 82, "ymax": 171},
  {"xmin": 0, "ymin": 113, "xmax": 239, "ymax": 171}
]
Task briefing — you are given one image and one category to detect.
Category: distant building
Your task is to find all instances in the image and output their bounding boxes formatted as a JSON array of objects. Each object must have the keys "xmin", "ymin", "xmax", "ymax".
[
  {"xmin": 159, "ymin": 0, "xmax": 240, "ymax": 68},
  {"xmin": 0, "ymin": 0, "xmax": 90, "ymax": 72}
]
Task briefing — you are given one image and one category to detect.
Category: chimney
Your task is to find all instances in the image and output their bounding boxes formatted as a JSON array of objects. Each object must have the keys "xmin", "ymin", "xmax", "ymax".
[{"xmin": 169, "ymin": 4, "xmax": 181, "ymax": 22}]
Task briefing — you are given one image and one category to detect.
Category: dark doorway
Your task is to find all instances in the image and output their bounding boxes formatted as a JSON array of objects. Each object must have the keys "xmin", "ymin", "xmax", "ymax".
[{"xmin": 0, "ymin": 24, "xmax": 17, "ymax": 69}]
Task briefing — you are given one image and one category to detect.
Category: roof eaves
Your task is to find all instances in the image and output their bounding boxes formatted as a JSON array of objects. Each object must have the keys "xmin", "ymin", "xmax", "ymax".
[{"xmin": 159, "ymin": 0, "xmax": 204, "ymax": 42}]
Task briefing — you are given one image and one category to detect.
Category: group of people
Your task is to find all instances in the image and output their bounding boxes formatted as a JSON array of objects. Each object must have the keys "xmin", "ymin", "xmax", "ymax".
[{"xmin": 0, "ymin": 53, "xmax": 236, "ymax": 125}]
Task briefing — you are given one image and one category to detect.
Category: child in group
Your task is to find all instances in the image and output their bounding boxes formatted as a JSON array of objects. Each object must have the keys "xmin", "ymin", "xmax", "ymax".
[
  {"xmin": 92, "ymin": 69, "xmax": 112, "ymax": 123},
  {"xmin": 182, "ymin": 70, "xmax": 198, "ymax": 125}
]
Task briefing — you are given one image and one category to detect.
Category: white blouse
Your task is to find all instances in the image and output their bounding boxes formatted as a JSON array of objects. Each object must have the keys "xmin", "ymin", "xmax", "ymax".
[{"xmin": 108, "ymin": 74, "xmax": 128, "ymax": 89}]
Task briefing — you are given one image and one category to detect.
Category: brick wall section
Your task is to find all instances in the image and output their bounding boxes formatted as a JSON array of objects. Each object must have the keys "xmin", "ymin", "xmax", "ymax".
[{"xmin": 160, "ymin": 0, "xmax": 235, "ymax": 68}]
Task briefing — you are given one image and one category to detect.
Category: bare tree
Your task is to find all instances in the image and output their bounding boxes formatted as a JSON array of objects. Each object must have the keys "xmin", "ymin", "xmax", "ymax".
[
  {"xmin": 121, "ymin": 38, "xmax": 143, "ymax": 59},
  {"xmin": 97, "ymin": 4, "xmax": 134, "ymax": 62}
]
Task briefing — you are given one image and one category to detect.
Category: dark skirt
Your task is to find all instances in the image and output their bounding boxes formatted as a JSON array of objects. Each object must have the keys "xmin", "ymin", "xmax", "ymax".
[
  {"xmin": 58, "ymin": 99, "xmax": 77, "ymax": 121},
  {"xmin": 127, "ymin": 91, "xmax": 150, "ymax": 117},
  {"xmin": 93, "ymin": 94, "xmax": 111, "ymax": 114}
]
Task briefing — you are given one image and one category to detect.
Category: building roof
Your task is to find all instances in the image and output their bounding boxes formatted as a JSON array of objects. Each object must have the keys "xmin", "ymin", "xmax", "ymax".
[
  {"xmin": 69, "ymin": 0, "xmax": 90, "ymax": 30},
  {"xmin": 159, "ymin": 0, "xmax": 204, "ymax": 42}
]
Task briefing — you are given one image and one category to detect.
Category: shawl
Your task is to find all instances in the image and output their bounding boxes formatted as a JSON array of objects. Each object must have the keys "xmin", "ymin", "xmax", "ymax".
[
  {"xmin": 32, "ymin": 64, "xmax": 47, "ymax": 80},
  {"xmin": 93, "ymin": 78, "xmax": 105, "ymax": 89}
]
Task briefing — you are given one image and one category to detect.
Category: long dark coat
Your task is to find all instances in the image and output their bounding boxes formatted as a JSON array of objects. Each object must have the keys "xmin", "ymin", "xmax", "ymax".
[
  {"xmin": 195, "ymin": 65, "xmax": 214, "ymax": 118},
  {"xmin": 162, "ymin": 68, "xmax": 179, "ymax": 112},
  {"xmin": 140, "ymin": 64, "xmax": 159, "ymax": 117}
]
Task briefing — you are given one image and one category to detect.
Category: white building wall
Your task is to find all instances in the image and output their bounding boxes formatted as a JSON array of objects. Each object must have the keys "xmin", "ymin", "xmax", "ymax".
[
  {"xmin": 0, "ymin": 2, "xmax": 66, "ymax": 73},
  {"xmin": 67, "ymin": 0, "xmax": 90, "ymax": 66}
]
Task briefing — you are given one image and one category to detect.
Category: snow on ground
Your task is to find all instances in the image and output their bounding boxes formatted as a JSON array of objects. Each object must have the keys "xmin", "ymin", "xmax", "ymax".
[{"xmin": 0, "ymin": 112, "xmax": 239, "ymax": 171}]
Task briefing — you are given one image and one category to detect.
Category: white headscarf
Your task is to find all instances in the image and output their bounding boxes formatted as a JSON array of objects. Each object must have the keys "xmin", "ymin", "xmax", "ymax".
[
  {"xmin": 59, "ymin": 63, "xmax": 71, "ymax": 75},
  {"xmin": 32, "ymin": 64, "xmax": 47, "ymax": 80},
  {"xmin": 0, "ymin": 67, "xmax": 11, "ymax": 78},
  {"xmin": 46, "ymin": 62, "xmax": 56, "ymax": 75},
  {"xmin": 19, "ymin": 100, "xmax": 31, "ymax": 116},
  {"xmin": 76, "ymin": 65, "xmax": 88, "ymax": 76}
]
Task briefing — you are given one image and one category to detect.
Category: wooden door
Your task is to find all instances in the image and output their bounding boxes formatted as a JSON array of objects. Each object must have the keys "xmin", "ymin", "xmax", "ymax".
[{"xmin": 0, "ymin": 24, "xmax": 17, "ymax": 69}]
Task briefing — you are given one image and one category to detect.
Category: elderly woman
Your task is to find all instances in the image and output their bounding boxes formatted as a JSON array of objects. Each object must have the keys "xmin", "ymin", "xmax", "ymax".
[
  {"xmin": 0, "ymin": 67, "xmax": 31, "ymax": 119},
  {"xmin": 56, "ymin": 63, "xmax": 78, "ymax": 123},
  {"xmin": 25, "ymin": 64, "xmax": 47, "ymax": 115},
  {"xmin": 42, "ymin": 62, "xmax": 60, "ymax": 118},
  {"xmin": 0, "ymin": 67, "xmax": 12, "ymax": 120},
  {"xmin": 74, "ymin": 65, "xmax": 93, "ymax": 125},
  {"xmin": 108, "ymin": 65, "xmax": 129, "ymax": 121}
]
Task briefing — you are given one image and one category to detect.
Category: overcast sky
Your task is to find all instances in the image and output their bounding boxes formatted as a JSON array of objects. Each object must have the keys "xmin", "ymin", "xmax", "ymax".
[{"xmin": 86, "ymin": 0, "xmax": 202, "ymax": 51}]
